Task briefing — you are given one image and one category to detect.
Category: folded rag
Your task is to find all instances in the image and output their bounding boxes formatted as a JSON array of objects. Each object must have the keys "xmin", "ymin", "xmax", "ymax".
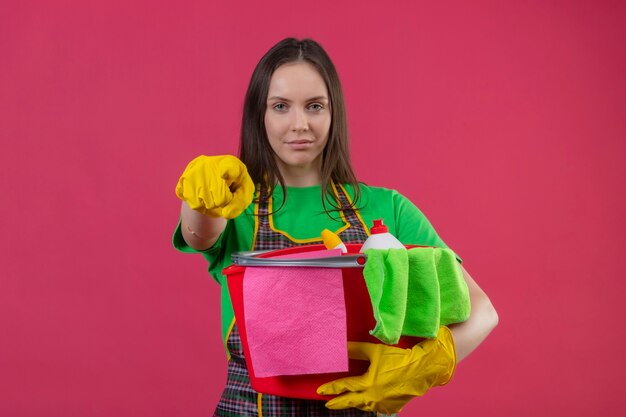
[
  {"xmin": 363, "ymin": 247, "xmax": 471, "ymax": 344},
  {"xmin": 243, "ymin": 249, "xmax": 348, "ymax": 377},
  {"xmin": 361, "ymin": 248, "xmax": 409, "ymax": 346},
  {"xmin": 433, "ymin": 248, "xmax": 471, "ymax": 326}
]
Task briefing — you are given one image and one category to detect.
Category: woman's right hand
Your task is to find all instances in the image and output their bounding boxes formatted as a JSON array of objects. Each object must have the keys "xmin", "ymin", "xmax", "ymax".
[{"xmin": 175, "ymin": 155, "xmax": 255, "ymax": 219}]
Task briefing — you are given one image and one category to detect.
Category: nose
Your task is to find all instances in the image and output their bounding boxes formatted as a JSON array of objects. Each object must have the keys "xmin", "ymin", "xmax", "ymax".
[{"xmin": 291, "ymin": 108, "xmax": 309, "ymax": 131}]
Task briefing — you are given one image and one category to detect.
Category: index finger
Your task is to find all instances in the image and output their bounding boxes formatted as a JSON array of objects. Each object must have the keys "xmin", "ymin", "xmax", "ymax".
[{"xmin": 218, "ymin": 156, "xmax": 246, "ymax": 186}]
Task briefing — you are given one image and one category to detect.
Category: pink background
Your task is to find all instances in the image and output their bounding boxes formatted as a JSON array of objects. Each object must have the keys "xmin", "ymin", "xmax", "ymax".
[{"xmin": 1, "ymin": 1, "xmax": 625, "ymax": 416}]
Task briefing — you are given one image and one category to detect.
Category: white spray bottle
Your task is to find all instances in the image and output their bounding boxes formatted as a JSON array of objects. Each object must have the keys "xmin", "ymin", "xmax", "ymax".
[{"xmin": 360, "ymin": 219, "xmax": 405, "ymax": 252}]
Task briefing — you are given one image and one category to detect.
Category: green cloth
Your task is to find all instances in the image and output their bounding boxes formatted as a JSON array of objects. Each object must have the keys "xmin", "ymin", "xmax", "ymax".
[
  {"xmin": 173, "ymin": 183, "xmax": 458, "ymax": 350},
  {"xmin": 362, "ymin": 249, "xmax": 409, "ymax": 346},
  {"xmin": 363, "ymin": 247, "xmax": 470, "ymax": 344}
]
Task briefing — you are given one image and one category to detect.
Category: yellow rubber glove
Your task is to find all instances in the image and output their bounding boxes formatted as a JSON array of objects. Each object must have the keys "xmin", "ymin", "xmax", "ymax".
[
  {"xmin": 317, "ymin": 326, "xmax": 456, "ymax": 414},
  {"xmin": 175, "ymin": 155, "xmax": 255, "ymax": 219}
]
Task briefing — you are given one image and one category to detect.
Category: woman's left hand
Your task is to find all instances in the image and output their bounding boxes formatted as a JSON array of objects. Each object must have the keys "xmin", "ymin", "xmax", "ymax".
[{"xmin": 317, "ymin": 326, "xmax": 456, "ymax": 414}]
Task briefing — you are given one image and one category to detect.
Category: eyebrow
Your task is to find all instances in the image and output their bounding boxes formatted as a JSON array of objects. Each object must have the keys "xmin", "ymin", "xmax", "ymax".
[{"xmin": 267, "ymin": 96, "xmax": 329, "ymax": 102}]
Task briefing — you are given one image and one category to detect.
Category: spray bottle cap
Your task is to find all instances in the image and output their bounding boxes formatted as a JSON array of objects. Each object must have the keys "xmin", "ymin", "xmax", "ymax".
[{"xmin": 370, "ymin": 219, "xmax": 389, "ymax": 234}]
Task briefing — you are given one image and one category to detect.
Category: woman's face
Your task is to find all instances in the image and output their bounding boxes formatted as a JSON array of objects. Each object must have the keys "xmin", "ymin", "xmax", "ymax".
[{"xmin": 264, "ymin": 62, "xmax": 331, "ymax": 182}]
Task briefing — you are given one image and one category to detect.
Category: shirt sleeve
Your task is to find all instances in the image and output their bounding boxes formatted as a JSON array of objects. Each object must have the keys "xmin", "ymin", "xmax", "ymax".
[
  {"xmin": 392, "ymin": 191, "xmax": 463, "ymax": 263},
  {"xmin": 171, "ymin": 217, "xmax": 223, "ymax": 253},
  {"xmin": 172, "ymin": 217, "xmax": 232, "ymax": 283}
]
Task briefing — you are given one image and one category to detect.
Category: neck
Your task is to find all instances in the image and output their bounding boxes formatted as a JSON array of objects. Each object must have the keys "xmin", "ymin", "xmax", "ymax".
[
  {"xmin": 277, "ymin": 160, "xmax": 322, "ymax": 187},
  {"xmin": 283, "ymin": 175, "xmax": 321, "ymax": 187}
]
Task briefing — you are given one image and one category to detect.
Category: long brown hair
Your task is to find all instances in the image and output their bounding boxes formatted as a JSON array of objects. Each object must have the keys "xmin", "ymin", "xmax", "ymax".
[{"xmin": 239, "ymin": 38, "xmax": 360, "ymax": 213}]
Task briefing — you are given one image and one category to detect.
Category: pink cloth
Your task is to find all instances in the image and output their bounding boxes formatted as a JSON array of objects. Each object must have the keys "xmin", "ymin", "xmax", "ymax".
[{"xmin": 242, "ymin": 249, "xmax": 348, "ymax": 377}]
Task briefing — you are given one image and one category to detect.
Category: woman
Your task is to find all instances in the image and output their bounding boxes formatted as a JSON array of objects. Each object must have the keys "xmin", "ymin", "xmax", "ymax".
[{"xmin": 174, "ymin": 38, "xmax": 498, "ymax": 416}]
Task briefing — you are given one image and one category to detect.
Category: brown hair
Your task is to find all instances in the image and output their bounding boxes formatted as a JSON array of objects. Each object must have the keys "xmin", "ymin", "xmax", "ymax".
[{"xmin": 239, "ymin": 37, "xmax": 360, "ymax": 213}]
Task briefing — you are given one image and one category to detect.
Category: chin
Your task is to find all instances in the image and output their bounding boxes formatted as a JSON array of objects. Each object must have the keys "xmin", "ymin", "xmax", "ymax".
[{"xmin": 280, "ymin": 154, "xmax": 321, "ymax": 170}]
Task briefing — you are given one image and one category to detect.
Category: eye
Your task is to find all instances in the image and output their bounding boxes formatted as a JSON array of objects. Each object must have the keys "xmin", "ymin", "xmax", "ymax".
[
  {"xmin": 272, "ymin": 103, "xmax": 288, "ymax": 112},
  {"xmin": 307, "ymin": 103, "xmax": 324, "ymax": 111}
]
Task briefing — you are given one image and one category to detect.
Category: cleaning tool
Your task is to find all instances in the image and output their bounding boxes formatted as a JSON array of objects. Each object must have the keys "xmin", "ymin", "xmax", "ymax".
[
  {"xmin": 321, "ymin": 229, "xmax": 348, "ymax": 253},
  {"xmin": 359, "ymin": 219, "xmax": 405, "ymax": 252},
  {"xmin": 432, "ymin": 248, "xmax": 471, "ymax": 326},
  {"xmin": 363, "ymin": 247, "xmax": 470, "ymax": 343},
  {"xmin": 317, "ymin": 326, "xmax": 457, "ymax": 414},
  {"xmin": 362, "ymin": 248, "xmax": 409, "ymax": 344},
  {"xmin": 175, "ymin": 155, "xmax": 255, "ymax": 219},
  {"xmin": 243, "ymin": 249, "xmax": 348, "ymax": 377}
]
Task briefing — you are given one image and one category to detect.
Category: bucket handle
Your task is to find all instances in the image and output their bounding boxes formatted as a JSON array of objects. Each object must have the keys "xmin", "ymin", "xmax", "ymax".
[{"xmin": 231, "ymin": 251, "xmax": 366, "ymax": 268}]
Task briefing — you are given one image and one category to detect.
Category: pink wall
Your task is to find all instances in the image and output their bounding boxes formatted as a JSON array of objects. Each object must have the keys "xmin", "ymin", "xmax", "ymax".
[{"xmin": 2, "ymin": 1, "xmax": 625, "ymax": 415}]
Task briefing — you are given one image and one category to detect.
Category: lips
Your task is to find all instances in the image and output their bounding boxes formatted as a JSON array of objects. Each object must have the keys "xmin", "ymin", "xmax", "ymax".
[{"xmin": 286, "ymin": 139, "xmax": 314, "ymax": 150}]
